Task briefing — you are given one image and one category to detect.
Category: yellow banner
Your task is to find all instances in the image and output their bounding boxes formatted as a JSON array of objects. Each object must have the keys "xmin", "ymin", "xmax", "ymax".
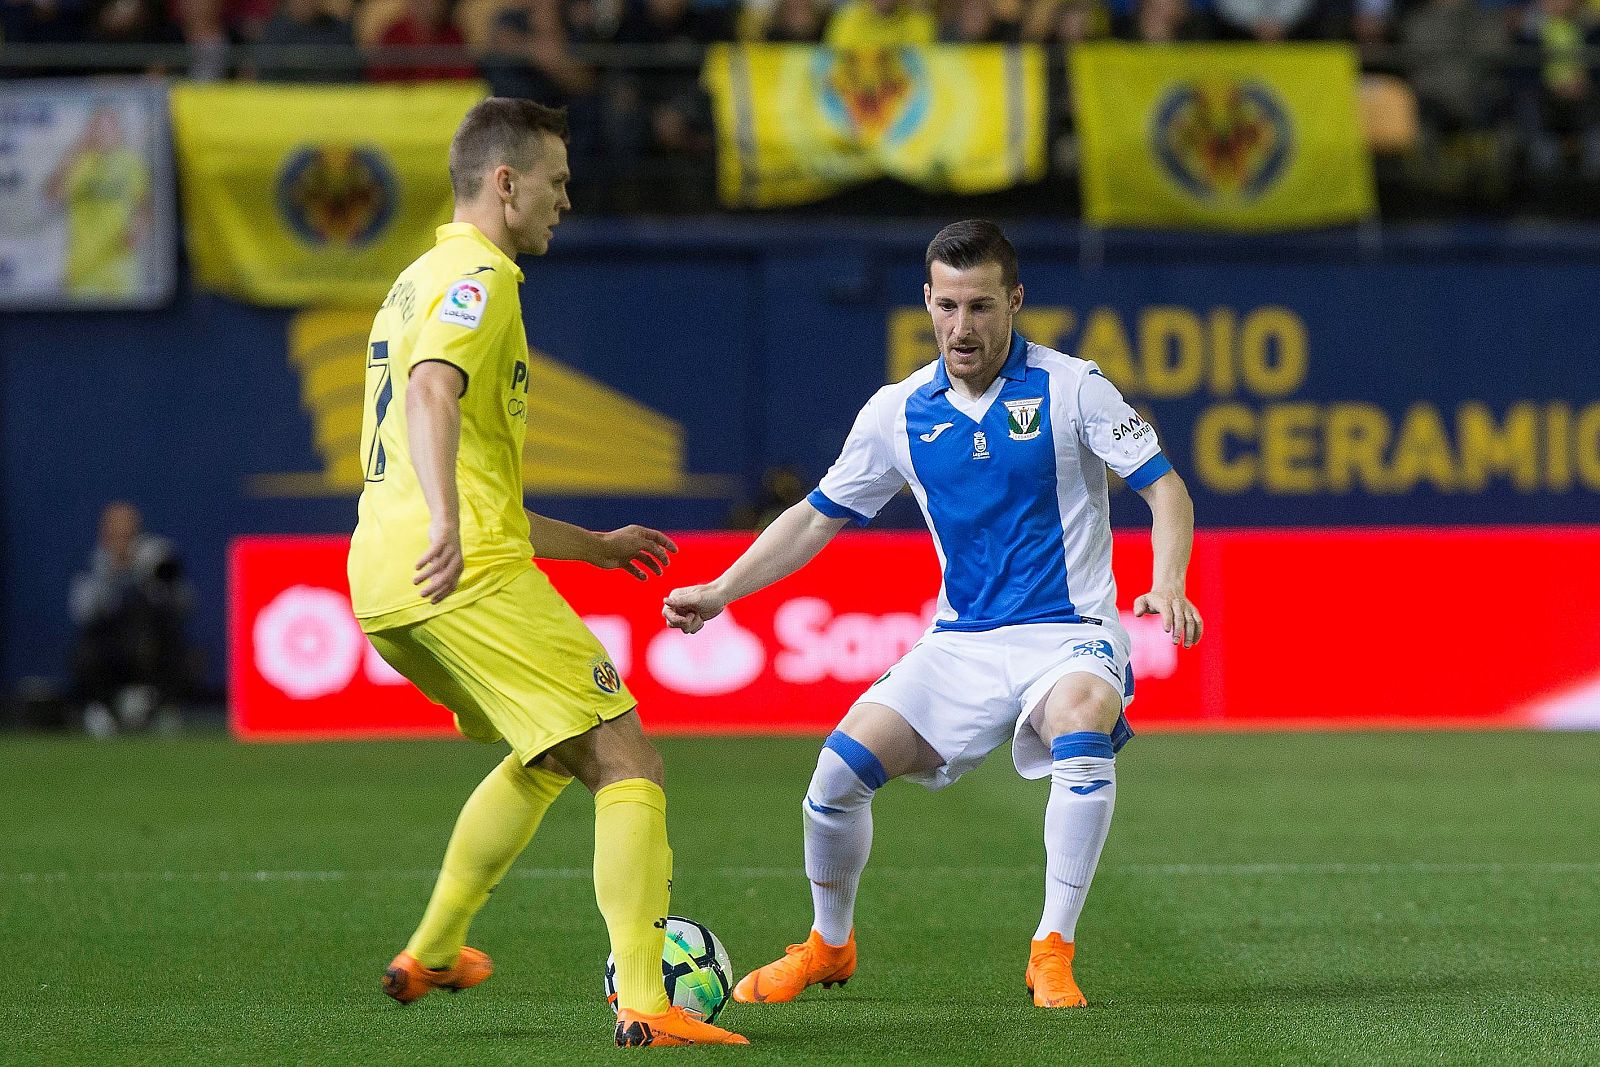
[
  {"xmin": 170, "ymin": 83, "xmax": 484, "ymax": 306},
  {"xmin": 1072, "ymin": 44, "xmax": 1375, "ymax": 231},
  {"xmin": 703, "ymin": 44, "xmax": 1046, "ymax": 208}
]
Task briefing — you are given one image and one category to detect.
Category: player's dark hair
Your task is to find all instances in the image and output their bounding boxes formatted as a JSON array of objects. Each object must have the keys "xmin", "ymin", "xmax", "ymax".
[
  {"xmin": 925, "ymin": 219, "xmax": 1019, "ymax": 290},
  {"xmin": 448, "ymin": 98, "xmax": 569, "ymax": 200}
]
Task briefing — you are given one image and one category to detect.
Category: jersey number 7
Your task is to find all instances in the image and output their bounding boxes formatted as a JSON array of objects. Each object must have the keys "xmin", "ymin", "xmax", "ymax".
[{"xmin": 364, "ymin": 340, "xmax": 392, "ymax": 482}]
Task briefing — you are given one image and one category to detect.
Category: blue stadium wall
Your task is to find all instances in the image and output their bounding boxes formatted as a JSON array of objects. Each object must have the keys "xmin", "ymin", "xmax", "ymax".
[{"xmin": 3, "ymin": 221, "xmax": 1599, "ymax": 692}]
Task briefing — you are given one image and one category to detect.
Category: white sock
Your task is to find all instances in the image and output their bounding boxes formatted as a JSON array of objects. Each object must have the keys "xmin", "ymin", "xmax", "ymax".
[
  {"xmin": 1035, "ymin": 731, "xmax": 1116, "ymax": 942},
  {"xmin": 802, "ymin": 732, "xmax": 885, "ymax": 947}
]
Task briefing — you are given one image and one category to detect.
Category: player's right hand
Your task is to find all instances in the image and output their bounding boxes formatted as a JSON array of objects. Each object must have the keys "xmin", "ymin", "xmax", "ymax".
[
  {"xmin": 662, "ymin": 584, "xmax": 726, "ymax": 635},
  {"xmin": 415, "ymin": 521, "xmax": 464, "ymax": 604}
]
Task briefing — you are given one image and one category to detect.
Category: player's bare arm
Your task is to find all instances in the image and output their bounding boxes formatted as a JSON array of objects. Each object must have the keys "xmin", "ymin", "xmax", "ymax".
[
  {"xmin": 524, "ymin": 510, "xmax": 677, "ymax": 580},
  {"xmin": 408, "ymin": 359, "xmax": 466, "ymax": 604},
  {"xmin": 663, "ymin": 500, "xmax": 849, "ymax": 634},
  {"xmin": 1132, "ymin": 468, "xmax": 1202, "ymax": 648}
]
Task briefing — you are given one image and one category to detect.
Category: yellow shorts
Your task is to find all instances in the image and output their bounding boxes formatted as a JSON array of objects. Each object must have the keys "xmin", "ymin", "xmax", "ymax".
[{"xmin": 364, "ymin": 566, "xmax": 634, "ymax": 765}]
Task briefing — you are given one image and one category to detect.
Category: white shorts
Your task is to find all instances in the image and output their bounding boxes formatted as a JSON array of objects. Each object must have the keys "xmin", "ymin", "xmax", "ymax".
[{"xmin": 857, "ymin": 622, "xmax": 1135, "ymax": 791}]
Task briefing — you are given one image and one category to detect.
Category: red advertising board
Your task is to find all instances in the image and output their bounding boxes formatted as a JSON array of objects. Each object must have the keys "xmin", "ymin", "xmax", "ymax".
[{"xmin": 229, "ymin": 529, "xmax": 1600, "ymax": 739}]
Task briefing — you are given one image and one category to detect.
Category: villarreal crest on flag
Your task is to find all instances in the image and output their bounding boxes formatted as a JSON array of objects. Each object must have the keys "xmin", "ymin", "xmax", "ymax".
[
  {"xmin": 703, "ymin": 44, "xmax": 1046, "ymax": 208},
  {"xmin": 1071, "ymin": 44, "xmax": 1375, "ymax": 231},
  {"xmin": 171, "ymin": 82, "xmax": 485, "ymax": 306}
]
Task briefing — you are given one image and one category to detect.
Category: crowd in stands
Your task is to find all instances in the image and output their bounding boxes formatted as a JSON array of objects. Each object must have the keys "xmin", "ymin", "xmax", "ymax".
[{"xmin": 6, "ymin": 0, "xmax": 1600, "ymax": 197}]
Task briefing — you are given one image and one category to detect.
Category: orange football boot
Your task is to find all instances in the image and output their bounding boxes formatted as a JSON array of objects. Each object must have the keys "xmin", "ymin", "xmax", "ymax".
[
  {"xmin": 1025, "ymin": 933, "xmax": 1088, "ymax": 1008},
  {"xmin": 382, "ymin": 946, "xmax": 493, "ymax": 1004},
  {"xmin": 614, "ymin": 1005, "xmax": 750, "ymax": 1047},
  {"xmin": 732, "ymin": 930, "xmax": 856, "ymax": 1004}
]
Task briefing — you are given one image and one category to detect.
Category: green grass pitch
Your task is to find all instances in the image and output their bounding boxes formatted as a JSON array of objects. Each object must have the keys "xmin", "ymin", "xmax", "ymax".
[{"xmin": 5, "ymin": 731, "xmax": 1599, "ymax": 1065}]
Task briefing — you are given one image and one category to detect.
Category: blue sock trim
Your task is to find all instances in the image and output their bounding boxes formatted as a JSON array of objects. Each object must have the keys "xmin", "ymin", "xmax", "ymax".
[
  {"xmin": 806, "ymin": 797, "xmax": 844, "ymax": 815},
  {"xmin": 824, "ymin": 730, "xmax": 888, "ymax": 791},
  {"xmin": 1051, "ymin": 731, "xmax": 1115, "ymax": 761}
]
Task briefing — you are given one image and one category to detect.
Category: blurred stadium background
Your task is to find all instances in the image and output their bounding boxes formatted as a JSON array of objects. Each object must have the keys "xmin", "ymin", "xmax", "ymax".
[{"xmin": 3, "ymin": 12, "xmax": 1600, "ymax": 1063}]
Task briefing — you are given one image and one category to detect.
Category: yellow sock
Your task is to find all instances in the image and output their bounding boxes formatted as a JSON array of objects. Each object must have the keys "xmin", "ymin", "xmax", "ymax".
[
  {"xmin": 594, "ymin": 778, "xmax": 673, "ymax": 1015},
  {"xmin": 407, "ymin": 753, "xmax": 570, "ymax": 969}
]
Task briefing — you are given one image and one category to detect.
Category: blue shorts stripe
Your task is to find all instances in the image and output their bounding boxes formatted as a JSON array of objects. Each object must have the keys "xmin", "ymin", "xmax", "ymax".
[
  {"xmin": 806, "ymin": 489, "xmax": 870, "ymax": 527},
  {"xmin": 824, "ymin": 730, "xmax": 888, "ymax": 790},
  {"xmin": 1051, "ymin": 731, "xmax": 1116, "ymax": 761}
]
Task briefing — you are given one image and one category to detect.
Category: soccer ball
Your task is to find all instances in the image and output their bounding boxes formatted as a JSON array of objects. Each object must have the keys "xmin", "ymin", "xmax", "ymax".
[{"xmin": 604, "ymin": 915, "xmax": 733, "ymax": 1023}]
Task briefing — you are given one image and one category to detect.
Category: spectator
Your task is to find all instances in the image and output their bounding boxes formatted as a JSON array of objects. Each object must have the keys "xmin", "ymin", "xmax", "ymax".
[
  {"xmin": 1123, "ymin": 0, "xmax": 1205, "ymax": 38},
  {"xmin": 69, "ymin": 502, "xmax": 194, "ymax": 737},
  {"xmin": 480, "ymin": 0, "xmax": 607, "ymax": 181},
  {"xmin": 761, "ymin": 0, "xmax": 825, "ymax": 39},
  {"xmin": 1400, "ymin": 0, "xmax": 1506, "ymax": 138},
  {"xmin": 176, "ymin": 0, "xmax": 232, "ymax": 79},
  {"xmin": 944, "ymin": 0, "xmax": 1022, "ymax": 40},
  {"xmin": 1517, "ymin": 0, "xmax": 1600, "ymax": 177},
  {"xmin": 1211, "ymin": 0, "xmax": 1313, "ymax": 39},
  {"xmin": 1352, "ymin": 0, "xmax": 1391, "ymax": 47},
  {"xmin": 220, "ymin": 0, "xmax": 275, "ymax": 40},
  {"xmin": 824, "ymin": 0, "xmax": 937, "ymax": 46},
  {"xmin": 1023, "ymin": 0, "xmax": 1111, "ymax": 43},
  {"xmin": 613, "ymin": 0, "xmax": 734, "ymax": 47},
  {"xmin": 563, "ymin": 0, "xmax": 613, "ymax": 43},
  {"xmin": 89, "ymin": 0, "xmax": 184, "ymax": 72},
  {"xmin": 479, "ymin": 0, "xmax": 595, "ymax": 103},
  {"xmin": 0, "ymin": 0, "xmax": 92, "ymax": 49},
  {"xmin": 611, "ymin": 0, "xmax": 731, "ymax": 156},
  {"xmin": 253, "ymin": 0, "xmax": 361, "ymax": 81},
  {"xmin": 367, "ymin": 0, "xmax": 475, "ymax": 80}
]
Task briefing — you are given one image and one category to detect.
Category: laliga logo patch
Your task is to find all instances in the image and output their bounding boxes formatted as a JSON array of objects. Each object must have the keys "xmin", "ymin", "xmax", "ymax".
[
  {"xmin": 276, "ymin": 145, "xmax": 396, "ymax": 246},
  {"xmin": 592, "ymin": 659, "xmax": 622, "ymax": 694},
  {"xmin": 439, "ymin": 280, "xmax": 487, "ymax": 329},
  {"xmin": 1004, "ymin": 398, "xmax": 1043, "ymax": 441},
  {"xmin": 813, "ymin": 47, "xmax": 930, "ymax": 148},
  {"xmin": 1151, "ymin": 79, "xmax": 1291, "ymax": 202}
]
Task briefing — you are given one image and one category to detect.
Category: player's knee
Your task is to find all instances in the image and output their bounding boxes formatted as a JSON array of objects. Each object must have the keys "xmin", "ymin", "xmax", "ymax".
[
  {"xmin": 630, "ymin": 742, "xmax": 665, "ymax": 788},
  {"xmin": 570, "ymin": 734, "xmax": 664, "ymax": 792},
  {"xmin": 1039, "ymin": 675, "xmax": 1121, "ymax": 738},
  {"xmin": 803, "ymin": 730, "xmax": 887, "ymax": 817}
]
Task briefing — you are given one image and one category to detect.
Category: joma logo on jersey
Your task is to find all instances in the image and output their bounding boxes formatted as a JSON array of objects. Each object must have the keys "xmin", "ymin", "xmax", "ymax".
[
  {"xmin": 1005, "ymin": 398, "xmax": 1043, "ymax": 441},
  {"xmin": 1112, "ymin": 415, "xmax": 1149, "ymax": 442}
]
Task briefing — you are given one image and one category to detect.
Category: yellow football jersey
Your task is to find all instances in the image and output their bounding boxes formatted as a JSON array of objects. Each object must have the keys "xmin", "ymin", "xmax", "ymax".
[
  {"xmin": 64, "ymin": 147, "xmax": 149, "ymax": 297},
  {"xmin": 349, "ymin": 222, "xmax": 535, "ymax": 629}
]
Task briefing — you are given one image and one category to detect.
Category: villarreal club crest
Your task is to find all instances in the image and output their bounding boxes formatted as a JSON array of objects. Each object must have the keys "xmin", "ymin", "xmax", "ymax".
[{"xmin": 1152, "ymin": 78, "xmax": 1292, "ymax": 202}]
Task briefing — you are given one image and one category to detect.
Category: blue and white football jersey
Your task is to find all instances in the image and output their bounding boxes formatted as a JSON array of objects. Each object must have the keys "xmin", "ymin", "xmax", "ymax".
[{"xmin": 808, "ymin": 333, "xmax": 1171, "ymax": 633}]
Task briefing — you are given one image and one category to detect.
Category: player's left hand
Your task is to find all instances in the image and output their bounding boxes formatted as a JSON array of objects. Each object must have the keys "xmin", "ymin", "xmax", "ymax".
[
  {"xmin": 592, "ymin": 525, "xmax": 678, "ymax": 581},
  {"xmin": 1134, "ymin": 588, "xmax": 1203, "ymax": 648}
]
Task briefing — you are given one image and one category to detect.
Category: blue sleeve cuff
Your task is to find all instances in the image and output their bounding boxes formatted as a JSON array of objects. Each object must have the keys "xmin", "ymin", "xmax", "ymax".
[
  {"xmin": 1124, "ymin": 452, "xmax": 1173, "ymax": 491},
  {"xmin": 806, "ymin": 489, "xmax": 870, "ymax": 527}
]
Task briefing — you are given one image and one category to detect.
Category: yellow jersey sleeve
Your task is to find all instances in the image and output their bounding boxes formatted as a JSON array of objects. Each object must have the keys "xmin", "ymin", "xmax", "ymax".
[{"xmin": 410, "ymin": 267, "xmax": 517, "ymax": 392}]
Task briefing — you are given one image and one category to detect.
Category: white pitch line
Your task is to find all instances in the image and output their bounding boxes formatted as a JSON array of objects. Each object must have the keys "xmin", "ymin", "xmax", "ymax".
[{"xmin": 2, "ymin": 861, "xmax": 1597, "ymax": 884}]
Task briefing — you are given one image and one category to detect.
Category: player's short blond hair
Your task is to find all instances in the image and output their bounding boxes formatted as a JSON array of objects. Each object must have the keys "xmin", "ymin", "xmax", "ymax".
[{"xmin": 448, "ymin": 98, "xmax": 569, "ymax": 201}]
